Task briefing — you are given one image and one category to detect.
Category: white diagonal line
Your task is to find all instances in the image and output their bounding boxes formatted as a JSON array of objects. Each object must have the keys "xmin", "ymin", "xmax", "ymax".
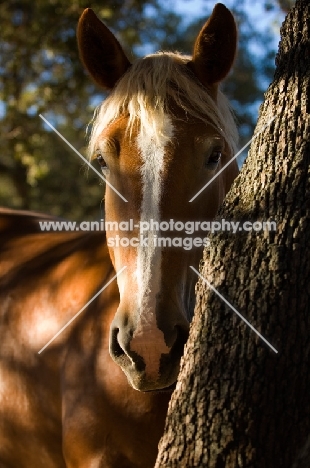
[
  {"xmin": 190, "ymin": 266, "xmax": 278, "ymax": 353},
  {"xmin": 39, "ymin": 114, "xmax": 128, "ymax": 202},
  {"xmin": 38, "ymin": 266, "xmax": 127, "ymax": 354},
  {"xmin": 189, "ymin": 116, "xmax": 276, "ymax": 202}
]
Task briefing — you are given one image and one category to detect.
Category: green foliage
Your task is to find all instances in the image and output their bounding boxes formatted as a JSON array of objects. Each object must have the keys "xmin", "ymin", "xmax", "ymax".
[
  {"xmin": 0, "ymin": 0, "xmax": 286, "ymax": 219},
  {"xmin": 0, "ymin": 0, "xmax": 177, "ymax": 219}
]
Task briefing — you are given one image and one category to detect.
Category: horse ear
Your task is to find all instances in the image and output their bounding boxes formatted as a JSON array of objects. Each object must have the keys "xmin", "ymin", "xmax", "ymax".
[
  {"xmin": 188, "ymin": 3, "xmax": 237, "ymax": 87},
  {"xmin": 77, "ymin": 8, "xmax": 131, "ymax": 90}
]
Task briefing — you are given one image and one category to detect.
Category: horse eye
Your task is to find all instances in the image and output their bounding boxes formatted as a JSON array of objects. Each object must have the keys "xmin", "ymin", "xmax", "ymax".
[
  {"xmin": 96, "ymin": 154, "xmax": 108, "ymax": 173},
  {"xmin": 205, "ymin": 149, "xmax": 222, "ymax": 169},
  {"xmin": 209, "ymin": 150, "xmax": 222, "ymax": 164}
]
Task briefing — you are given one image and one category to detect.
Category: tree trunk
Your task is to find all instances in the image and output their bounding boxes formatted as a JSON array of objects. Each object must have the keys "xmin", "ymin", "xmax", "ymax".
[{"xmin": 155, "ymin": 0, "xmax": 310, "ymax": 467}]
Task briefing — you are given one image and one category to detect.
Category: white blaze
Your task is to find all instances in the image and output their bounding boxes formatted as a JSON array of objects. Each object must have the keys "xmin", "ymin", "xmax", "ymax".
[{"xmin": 131, "ymin": 115, "xmax": 173, "ymax": 379}]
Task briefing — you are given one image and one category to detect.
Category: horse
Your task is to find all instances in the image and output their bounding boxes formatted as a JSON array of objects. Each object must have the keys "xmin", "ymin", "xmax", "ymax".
[{"xmin": 0, "ymin": 3, "xmax": 238, "ymax": 467}]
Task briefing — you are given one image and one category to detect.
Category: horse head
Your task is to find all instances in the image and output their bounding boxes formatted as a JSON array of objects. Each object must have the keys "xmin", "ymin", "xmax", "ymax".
[{"xmin": 77, "ymin": 4, "xmax": 238, "ymax": 391}]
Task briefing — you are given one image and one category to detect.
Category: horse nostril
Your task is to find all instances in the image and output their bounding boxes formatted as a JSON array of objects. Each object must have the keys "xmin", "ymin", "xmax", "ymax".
[
  {"xmin": 110, "ymin": 325, "xmax": 146, "ymax": 374},
  {"xmin": 172, "ymin": 326, "xmax": 189, "ymax": 357},
  {"xmin": 110, "ymin": 327, "xmax": 125, "ymax": 358}
]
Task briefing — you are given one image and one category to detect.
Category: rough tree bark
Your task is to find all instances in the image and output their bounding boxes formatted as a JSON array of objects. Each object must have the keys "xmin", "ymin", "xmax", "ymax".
[{"xmin": 155, "ymin": 0, "xmax": 310, "ymax": 467}]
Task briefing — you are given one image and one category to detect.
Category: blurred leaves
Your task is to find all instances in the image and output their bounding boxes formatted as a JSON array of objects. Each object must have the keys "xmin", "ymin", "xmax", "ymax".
[{"xmin": 0, "ymin": 0, "xmax": 172, "ymax": 218}]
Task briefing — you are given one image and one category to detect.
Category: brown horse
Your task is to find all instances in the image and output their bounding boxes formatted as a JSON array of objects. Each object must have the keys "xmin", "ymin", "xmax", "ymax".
[{"xmin": 0, "ymin": 4, "xmax": 238, "ymax": 467}]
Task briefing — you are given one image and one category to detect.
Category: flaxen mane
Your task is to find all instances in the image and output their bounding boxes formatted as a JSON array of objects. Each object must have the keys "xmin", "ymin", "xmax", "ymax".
[{"xmin": 88, "ymin": 52, "xmax": 238, "ymax": 156}]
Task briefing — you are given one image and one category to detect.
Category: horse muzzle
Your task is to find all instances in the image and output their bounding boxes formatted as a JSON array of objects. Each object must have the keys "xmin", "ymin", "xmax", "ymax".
[{"xmin": 109, "ymin": 318, "xmax": 189, "ymax": 392}]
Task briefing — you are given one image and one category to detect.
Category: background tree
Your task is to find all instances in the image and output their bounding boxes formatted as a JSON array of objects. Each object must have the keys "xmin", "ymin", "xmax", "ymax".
[
  {"xmin": 155, "ymin": 0, "xmax": 310, "ymax": 466},
  {"xmin": 0, "ymin": 0, "xmax": 285, "ymax": 219},
  {"xmin": 0, "ymin": 0, "xmax": 184, "ymax": 219}
]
